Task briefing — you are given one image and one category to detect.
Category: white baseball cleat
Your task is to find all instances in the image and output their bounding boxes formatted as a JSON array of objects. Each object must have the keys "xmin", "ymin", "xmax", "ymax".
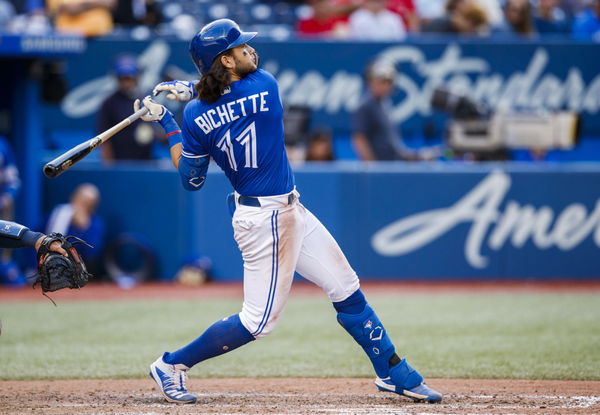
[
  {"xmin": 375, "ymin": 377, "xmax": 443, "ymax": 403},
  {"xmin": 149, "ymin": 354, "xmax": 197, "ymax": 404}
]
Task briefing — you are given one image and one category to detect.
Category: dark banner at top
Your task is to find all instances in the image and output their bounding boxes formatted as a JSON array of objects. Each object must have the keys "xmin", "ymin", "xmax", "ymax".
[
  {"xmin": 43, "ymin": 38, "xmax": 600, "ymax": 138},
  {"xmin": 0, "ymin": 34, "xmax": 85, "ymax": 56}
]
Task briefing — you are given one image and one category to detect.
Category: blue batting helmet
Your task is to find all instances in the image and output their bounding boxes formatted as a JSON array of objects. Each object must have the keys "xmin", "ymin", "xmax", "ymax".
[{"xmin": 189, "ymin": 19, "xmax": 257, "ymax": 75}]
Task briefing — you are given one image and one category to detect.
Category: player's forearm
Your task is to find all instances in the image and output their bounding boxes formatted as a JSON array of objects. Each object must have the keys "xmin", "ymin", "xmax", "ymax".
[
  {"xmin": 157, "ymin": 112, "xmax": 183, "ymax": 169},
  {"xmin": 0, "ymin": 220, "xmax": 44, "ymax": 249},
  {"xmin": 170, "ymin": 143, "xmax": 182, "ymax": 169},
  {"xmin": 19, "ymin": 230, "xmax": 44, "ymax": 248}
]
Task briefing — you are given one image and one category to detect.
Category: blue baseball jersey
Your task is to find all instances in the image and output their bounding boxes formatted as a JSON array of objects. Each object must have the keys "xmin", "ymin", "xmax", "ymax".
[{"xmin": 180, "ymin": 69, "xmax": 294, "ymax": 196}]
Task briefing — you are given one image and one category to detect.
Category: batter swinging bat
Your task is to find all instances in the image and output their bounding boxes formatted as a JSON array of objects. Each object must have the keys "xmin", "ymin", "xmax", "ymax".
[{"xmin": 43, "ymin": 106, "xmax": 150, "ymax": 178}]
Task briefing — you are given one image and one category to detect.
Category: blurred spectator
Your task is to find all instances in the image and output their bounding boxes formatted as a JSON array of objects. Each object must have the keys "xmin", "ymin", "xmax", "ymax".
[
  {"xmin": 297, "ymin": 0, "xmax": 358, "ymax": 37},
  {"xmin": 348, "ymin": 0, "xmax": 407, "ymax": 40},
  {"xmin": 0, "ymin": 136, "xmax": 20, "ymax": 218},
  {"xmin": 560, "ymin": 0, "xmax": 589, "ymax": 18},
  {"xmin": 414, "ymin": 0, "xmax": 446, "ymax": 21},
  {"xmin": 386, "ymin": 0, "xmax": 418, "ymax": 31},
  {"xmin": 352, "ymin": 62, "xmax": 418, "ymax": 161},
  {"xmin": 0, "ymin": 136, "xmax": 23, "ymax": 286},
  {"xmin": 7, "ymin": 0, "xmax": 44, "ymax": 14},
  {"xmin": 493, "ymin": 0, "xmax": 536, "ymax": 37},
  {"xmin": 113, "ymin": 0, "xmax": 161, "ymax": 28},
  {"xmin": 444, "ymin": 0, "xmax": 502, "ymax": 24},
  {"xmin": 0, "ymin": 0, "xmax": 15, "ymax": 29},
  {"xmin": 422, "ymin": 0, "xmax": 489, "ymax": 35},
  {"xmin": 534, "ymin": 0, "xmax": 569, "ymax": 33},
  {"xmin": 415, "ymin": 0, "xmax": 501, "ymax": 26},
  {"xmin": 97, "ymin": 55, "xmax": 161, "ymax": 162},
  {"xmin": 45, "ymin": 183, "xmax": 105, "ymax": 277},
  {"xmin": 46, "ymin": 0, "xmax": 115, "ymax": 37},
  {"xmin": 572, "ymin": 0, "xmax": 600, "ymax": 40},
  {"xmin": 3, "ymin": 0, "xmax": 51, "ymax": 34},
  {"xmin": 473, "ymin": 0, "xmax": 503, "ymax": 25},
  {"xmin": 305, "ymin": 130, "xmax": 334, "ymax": 161}
]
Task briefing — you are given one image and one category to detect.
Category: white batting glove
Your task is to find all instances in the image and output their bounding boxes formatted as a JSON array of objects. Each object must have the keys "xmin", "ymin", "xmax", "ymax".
[
  {"xmin": 152, "ymin": 80, "xmax": 198, "ymax": 102},
  {"xmin": 134, "ymin": 96, "xmax": 166, "ymax": 121}
]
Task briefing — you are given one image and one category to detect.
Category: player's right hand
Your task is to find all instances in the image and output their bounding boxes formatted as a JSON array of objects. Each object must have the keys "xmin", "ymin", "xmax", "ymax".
[
  {"xmin": 134, "ymin": 96, "xmax": 166, "ymax": 122},
  {"xmin": 153, "ymin": 80, "xmax": 198, "ymax": 102}
]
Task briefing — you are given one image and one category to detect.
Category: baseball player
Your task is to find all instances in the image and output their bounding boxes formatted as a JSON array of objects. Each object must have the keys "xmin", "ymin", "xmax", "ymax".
[
  {"xmin": 0, "ymin": 220, "xmax": 67, "ymax": 255},
  {"xmin": 139, "ymin": 19, "xmax": 442, "ymax": 405}
]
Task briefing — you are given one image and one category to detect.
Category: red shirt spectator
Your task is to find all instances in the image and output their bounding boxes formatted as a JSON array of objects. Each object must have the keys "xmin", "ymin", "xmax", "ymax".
[
  {"xmin": 386, "ymin": 0, "xmax": 417, "ymax": 29},
  {"xmin": 297, "ymin": 14, "xmax": 347, "ymax": 34},
  {"xmin": 297, "ymin": 0, "xmax": 359, "ymax": 37}
]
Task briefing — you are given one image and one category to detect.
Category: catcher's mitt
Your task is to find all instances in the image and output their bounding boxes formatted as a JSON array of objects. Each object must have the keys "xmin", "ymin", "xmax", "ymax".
[{"xmin": 32, "ymin": 233, "xmax": 93, "ymax": 304}]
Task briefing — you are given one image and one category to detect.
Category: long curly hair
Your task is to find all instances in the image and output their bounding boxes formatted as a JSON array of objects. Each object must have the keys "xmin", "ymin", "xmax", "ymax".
[{"xmin": 196, "ymin": 50, "xmax": 233, "ymax": 104}]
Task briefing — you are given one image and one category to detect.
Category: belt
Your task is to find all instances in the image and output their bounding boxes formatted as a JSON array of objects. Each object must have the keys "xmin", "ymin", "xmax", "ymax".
[{"xmin": 238, "ymin": 192, "xmax": 296, "ymax": 208}]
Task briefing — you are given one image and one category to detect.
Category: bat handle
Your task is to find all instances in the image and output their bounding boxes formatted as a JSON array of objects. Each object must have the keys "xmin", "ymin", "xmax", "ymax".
[
  {"xmin": 98, "ymin": 106, "xmax": 149, "ymax": 144},
  {"xmin": 127, "ymin": 106, "xmax": 149, "ymax": 123}
]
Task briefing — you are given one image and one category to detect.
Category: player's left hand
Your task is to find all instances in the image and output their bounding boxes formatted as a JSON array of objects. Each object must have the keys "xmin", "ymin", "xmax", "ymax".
[
  {"xmin": 153, "ymin": 80, "xmax": 198, "ymax": 102},
  {"xmin": 35, "ymin": 236, "xmax": 68, "ymax": 256},
  {"xmin": 134, "ymin": 96, "xmax": 166, "ymax": 122}
]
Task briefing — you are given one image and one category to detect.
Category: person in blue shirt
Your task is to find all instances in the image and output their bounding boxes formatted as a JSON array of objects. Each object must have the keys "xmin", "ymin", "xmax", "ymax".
[
  {"xmin": 138, "ymin": 19, "xmax": 442, "ymax": 405},
  {"xmin": 572, "ymin": 0, "xmax": 600, "ymax": 41},
  {"xmin": 533, "ymin": 0, "xmax": 569, "ymax": 34},
  {"xmin": 0, "ymin": 136, "xmax": 23, "ymax": 286},
  {"xmin": 97, "ymin": 55, "xmax": 162, "ymax": 162},
  {"xmin": 0, "ymin": 136, "xmax": 20, "ymax": 219},
  {"xmin": 44, "ymin": 183, "xmax": 105, "ymax": 277}
]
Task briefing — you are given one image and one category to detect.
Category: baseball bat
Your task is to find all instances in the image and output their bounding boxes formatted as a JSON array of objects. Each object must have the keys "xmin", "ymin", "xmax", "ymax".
[{"xmin": 43, "ymin": 106, "xmax": 150, "ymax": 179}]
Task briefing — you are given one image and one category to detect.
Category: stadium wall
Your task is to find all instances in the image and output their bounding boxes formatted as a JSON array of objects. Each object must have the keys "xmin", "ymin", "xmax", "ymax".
[
  {"xmin": 36, "ymin": 37, "xmax": 600, "ymax": 281},
  {"xmin": 45, "ymin": 163, "xmax": 600, "ymax": 280}
]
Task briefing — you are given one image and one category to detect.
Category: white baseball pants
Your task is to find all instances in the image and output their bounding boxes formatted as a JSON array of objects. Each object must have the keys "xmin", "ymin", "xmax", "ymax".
[{"xmin": 232, "ymin": 189, "xmax": 360, "ymax": 338}]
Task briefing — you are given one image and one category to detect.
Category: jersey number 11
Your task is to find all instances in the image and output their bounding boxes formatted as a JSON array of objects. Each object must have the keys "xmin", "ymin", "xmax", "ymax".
[{"xmin": 217, "ymin": 122, "xmax": 258, "ymax": 171}]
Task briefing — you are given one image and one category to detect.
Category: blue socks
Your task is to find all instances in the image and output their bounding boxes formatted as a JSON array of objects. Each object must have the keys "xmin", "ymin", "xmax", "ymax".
[
  {"xmin": 334, "ymin": 289, "xmax": 397, "ymax": 379},
  {"xmin": 163, "ymin": 314, "xmax": 255, "ymax": 368},
  {"xmin": 333, "ymin": 289, "xmax": 367, "ymax": 314},
  {"xmin": 163, "ymin": 289, "xmax": 401, "ymax": 380}
]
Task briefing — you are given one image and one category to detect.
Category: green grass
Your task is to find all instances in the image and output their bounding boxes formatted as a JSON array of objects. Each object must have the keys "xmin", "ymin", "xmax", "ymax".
[{"xmin": 0, "ymin": 292, "xmax": 599, "ymax": 380}]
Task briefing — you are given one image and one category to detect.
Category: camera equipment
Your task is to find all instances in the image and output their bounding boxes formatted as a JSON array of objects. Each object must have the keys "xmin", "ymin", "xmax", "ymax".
[
  {"xmin": 431, "ymin": 88, "xmax": 488, "ymax": 120},
  {"xmin": 431, "ymin": 88, "xmax": 580, "ymax": 151}
]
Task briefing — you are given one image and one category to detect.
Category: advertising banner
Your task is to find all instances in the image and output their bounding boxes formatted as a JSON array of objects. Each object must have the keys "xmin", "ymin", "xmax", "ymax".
[{"xmin": 43, "ymin": 38, "xmax": 600, "ymax": 139}]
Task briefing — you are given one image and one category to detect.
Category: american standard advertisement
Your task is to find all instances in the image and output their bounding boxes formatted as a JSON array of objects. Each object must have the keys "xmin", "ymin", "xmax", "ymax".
[
  {"xmin": 371, "ymin": 170, "xmax": 600, "ymax": 271},
  {"xmin": 45, "ymin": 39, "xmax": 600, "ymax": 137}
]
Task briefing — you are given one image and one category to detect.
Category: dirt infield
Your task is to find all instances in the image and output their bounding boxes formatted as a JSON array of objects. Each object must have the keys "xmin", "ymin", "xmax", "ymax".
[
  {"xmin": 2, "ymin": 282, "xmax": 599, "ymax": 414},
  {"xmin": 2, "ymin": 280, "xmax": 600, "ymax": 303},
  {"xmin": 1, "ymin": 378, "xmax": 599, "ymax": 415}
]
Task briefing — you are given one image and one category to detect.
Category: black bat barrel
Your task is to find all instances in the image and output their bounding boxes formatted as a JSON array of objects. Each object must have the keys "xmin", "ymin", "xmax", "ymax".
[{"xmin": 43, "ymin": 138, "xmax": 101, "ymax": 178}]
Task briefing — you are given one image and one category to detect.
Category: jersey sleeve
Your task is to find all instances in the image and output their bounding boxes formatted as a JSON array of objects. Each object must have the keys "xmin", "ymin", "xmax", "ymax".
[
  {"xmin": 181, "ymin": 102, "xmax": 209, "ymax": 158},
  {"xmin": 258, "ymin": 69, "xmax": 277, "ymax": 84},
  {"xmin": 256, "ymin": 69, "xmax": 284, "ymax": 110},
  {"xmin": 0, "ymin": 220, "xmax": 43, "ymax": 249}
]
